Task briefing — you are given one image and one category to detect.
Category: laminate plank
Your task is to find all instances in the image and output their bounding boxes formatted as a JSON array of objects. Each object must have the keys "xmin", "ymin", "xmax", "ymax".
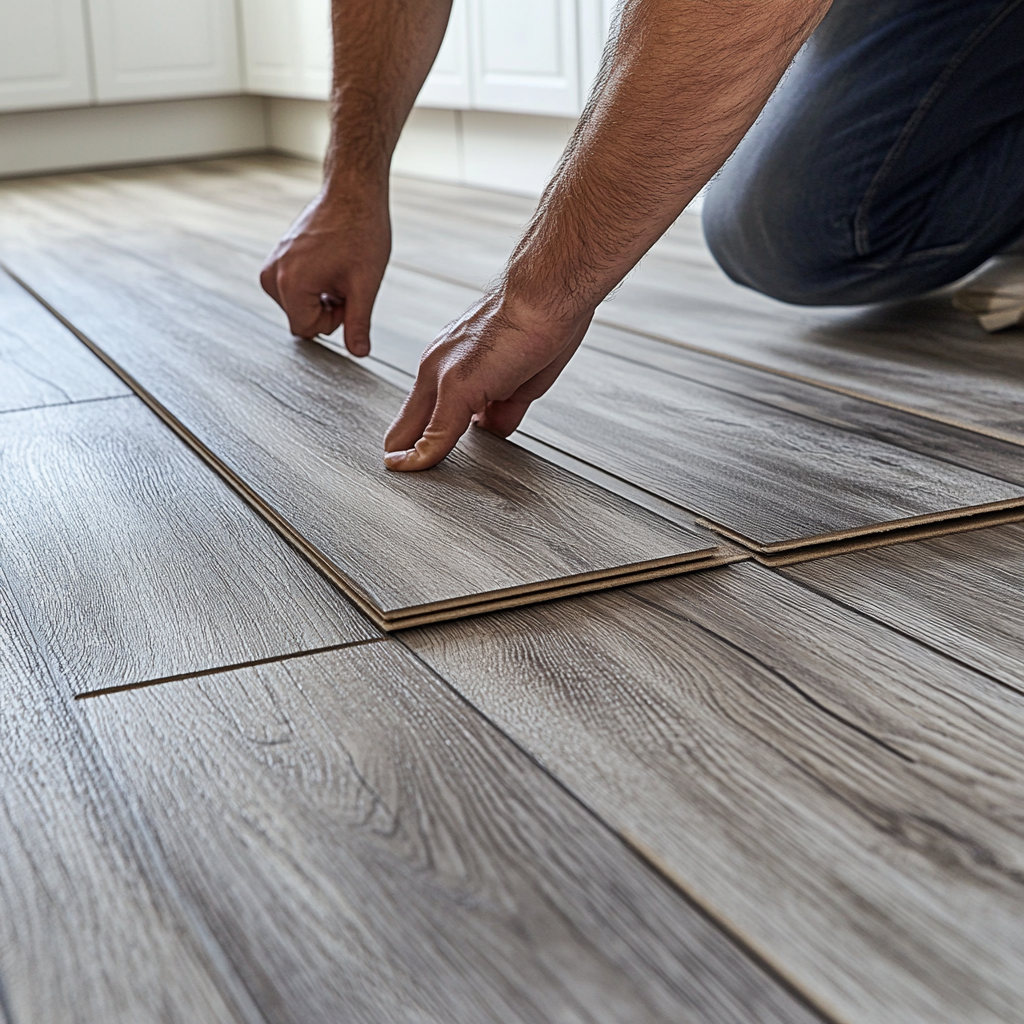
[
  {"xmin": 80, "ymin": 641, "xmax": 821, "ymax": 1024},
  {"xmin": 0, "ymin": 266, "xmax": 129, "ymax": 413},
  {"xmin": 0, "ymin": 398, "xmax": 376, "ymax": 694},
  {"xmin": 402, "ymin": 563, "xmax": 1024, "ymax": 1024},
  {"xmin": 781, "ymin": 523, "xmax": 1024, "ymax": 694},
  {"xmin": 597, "ymin": 216, "xmax": 1024, "ymax": 445},
  {"xmin": 581, "ymin": 320, "xmax": 1024, "ymax": 488},
  {"xmin": 0, "ymin": 244, "xmax": 715, "ymax": 627},
  {"xmin": 520, "ymin": 341, "xmax": 1023, "ymax": 550},
  {"xmin": 384, "ymin": 169, "xmax": 1024, "ymax": 448},
  {"xmin": 0, "ymin": 572, "xmax": 258, "ymax": 1024}
]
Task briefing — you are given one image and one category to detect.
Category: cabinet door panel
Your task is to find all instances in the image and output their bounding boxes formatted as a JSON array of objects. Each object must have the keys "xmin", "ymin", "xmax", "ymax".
[
  {"xmin": 240, "ymin": 0, "xmax": 330, "ymax": 99},
  {"xmin": 416, "ymin": 0, "xmax": 471, "ymax": 109},
  {"xmin": 577, "ymin": 0, "xmax": 615, "ymax": 106},
  {"xmin": 0, "ymin": 0, "xmax": 91, "ymax": 112},
  {"xmin": 469, "ymin": 0, "xmax": 581, "ymax": 116},
  {"xmin": 88, "ymin": 0, "xmax": 241, "ymax": 102}
]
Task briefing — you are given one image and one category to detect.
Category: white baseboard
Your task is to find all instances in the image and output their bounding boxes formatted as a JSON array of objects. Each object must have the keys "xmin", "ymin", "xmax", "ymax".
[
  {"xmin": 0, "ymin": 95, "xmax": 697, "ymax": 213},
  {"xmin": 268, "ymin": 99, "xmax": 576, "ymax": 199},
  {"xmin": 0, "ymin": 96, "xmax": 268, "ymax": 179},
  {"xmin": 265, "ymin": 97, "xmax": 331, "ymax": 166}
]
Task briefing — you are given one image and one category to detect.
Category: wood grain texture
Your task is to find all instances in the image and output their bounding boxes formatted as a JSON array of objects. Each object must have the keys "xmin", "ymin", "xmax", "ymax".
[
  {"xmin": 0, "ymin": 573, "xmax": 258, "ymax": 1024},
  {"xmin": 581, "ymin": 321, "xmax": 1024, "ymax": 488},
  {"xmin": 83, "ymin": 209, "xmax": 1020, "ymax": 558},
  {"xmin": 27, "ymin": 156, "xmax": 1024, "ymax": 452},
  {"xmin": 384, "ymin": 169, "xmax": 1024, "ymax": 448},
  {"xmin": 782, "ymin": 522, "xmax": 1024, "ymax": 694},
  {"xmin": 0, "ymin": 244, "xmax": 715, "ymax": 626},
  {"xmin": 0, "ymin": 266, "xmax": 129, "ymax": 414},
  {"xmin": 402, "ymin": 563, "xmax": 1024, "ymax": 1024},
  {"xmin": 81, "ymin": 641, "xmax": 821, "ymax": 1024},
  {"xmin": 0, "ymin": 398, "xmax": 376, "ymax": 694},
  {"xmin": 520, "ymin": 341, "xmax": 1023, "ymax": 550}
]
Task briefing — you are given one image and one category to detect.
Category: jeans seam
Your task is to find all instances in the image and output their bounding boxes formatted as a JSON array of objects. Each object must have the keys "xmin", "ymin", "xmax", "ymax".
[{"xmin": 853, "ymin": 0, "xmax": 1024, "ymax": 260}]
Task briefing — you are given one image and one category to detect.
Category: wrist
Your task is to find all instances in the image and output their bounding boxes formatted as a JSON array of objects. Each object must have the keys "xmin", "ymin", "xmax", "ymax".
[
  {"xmin": 498, "ymin": 260, "xmax": 597, "ymax": 331},
  {"xmin": 321, "ymin": 149, "xmax": 390, "ymax": 204}
]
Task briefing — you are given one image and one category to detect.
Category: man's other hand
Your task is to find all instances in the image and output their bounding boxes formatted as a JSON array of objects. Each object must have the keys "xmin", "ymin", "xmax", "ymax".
[
  {"xmin": 383, "ymin": 293, "xmax": 592, "ymax": 472},
  {"xmin": 260, "ymin": 183, "xmax": 390, "ymax": 355}
]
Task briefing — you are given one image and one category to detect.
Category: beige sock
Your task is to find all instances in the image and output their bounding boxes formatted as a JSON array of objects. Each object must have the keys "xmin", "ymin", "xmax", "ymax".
[{"xmin": 952, "ymin": 255, "xmax": 1024, "ymax": 333}]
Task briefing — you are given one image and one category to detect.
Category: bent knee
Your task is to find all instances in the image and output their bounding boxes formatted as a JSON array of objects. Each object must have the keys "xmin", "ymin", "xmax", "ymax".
[{"xmin": 702, "ymin": 181, "xmax": 873, "ymax": 306}]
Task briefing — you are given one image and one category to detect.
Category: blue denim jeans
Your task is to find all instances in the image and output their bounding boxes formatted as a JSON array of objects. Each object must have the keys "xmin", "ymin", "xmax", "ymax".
[{"xmin": 702, "ymin": 0, "xmax": 1024, "ymax": 305}]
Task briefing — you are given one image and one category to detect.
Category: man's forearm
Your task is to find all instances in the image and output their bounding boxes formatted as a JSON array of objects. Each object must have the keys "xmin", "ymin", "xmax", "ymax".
[
  {"xmin": 324, "ymin": 0, "xmax": 452, "ymax": 189},
  {"xmin": 502, "ymin": 0, "xmax": 831, "ymax": 324}
]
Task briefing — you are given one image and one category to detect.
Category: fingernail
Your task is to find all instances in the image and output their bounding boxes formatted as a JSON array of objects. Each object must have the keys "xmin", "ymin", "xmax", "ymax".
[{"xmin": 384, "ymin": 449, "xmax": 413, "ymax": 469}]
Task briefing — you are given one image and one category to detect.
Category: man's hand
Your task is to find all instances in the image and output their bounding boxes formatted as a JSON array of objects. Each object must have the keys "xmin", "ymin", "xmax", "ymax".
[
  {"xmin": 384, "ymin": 293, "xmax": 592, "ymax": 471},
  {"xmin": 382, "ymin": 0, "xmax": 829, "ymax": 472},
  {"xmin": 260, "ymin": 182, "xmax": 390, "ymax": 355}
]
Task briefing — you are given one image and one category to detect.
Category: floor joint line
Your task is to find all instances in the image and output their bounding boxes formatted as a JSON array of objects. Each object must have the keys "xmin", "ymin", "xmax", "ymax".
[{"xmin": 74, "ymin": 636, "xmax": 391, "ymax": 700}]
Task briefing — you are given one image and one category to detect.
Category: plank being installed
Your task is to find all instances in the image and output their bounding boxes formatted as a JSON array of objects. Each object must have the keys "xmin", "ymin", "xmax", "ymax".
[
  {"xmin": 80, "ymin": 641, "xmax": 822, "ymax": 1024},
  {"xmin": 0, "ymin": 397, "xmax": 377, "ymax": 695},
  {"xmin": 519, "ymin": 340, "xmax": 1024, "ymax": 551},
  {"xmin": 0, "ymin": 246, "xmax": 722, "ymax": 630},
  {"xmin": 781, "ymin": 522, "xmax": 1024, "ymax": 696},
  {"xmin": 402, "ymin": 563, "xmax": 1024, "ymax": 1024},
  {"xmin": 0, "ymin": 264, "xmax": 130, "ymax": 414},
  {"xmin": 0, "ymin": 573, "xmax": 258, "ymax": 1023}
]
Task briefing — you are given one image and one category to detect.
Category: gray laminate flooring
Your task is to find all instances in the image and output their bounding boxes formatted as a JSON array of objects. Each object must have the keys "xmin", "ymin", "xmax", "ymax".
[
  {"xmin": 0, "ymin": 242, "xmax": 719, "ymax": 627},
  {"xmin": 1, "ymin": 155, "xmax": 1022, "ymax": 1024}
]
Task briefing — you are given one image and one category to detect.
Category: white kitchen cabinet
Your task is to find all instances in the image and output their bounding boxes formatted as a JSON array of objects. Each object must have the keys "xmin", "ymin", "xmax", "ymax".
[
  {"xmin": 467, "ymin": 0, "xmax": 581, "ymax": 117},
  {"xmin": 239, "ymin": 0, "xmax": 331, "ymax": 99},
  {"xmin": 577, "ymin": 0, "xmax": 616, "ymax": 104},
  {"xmin": 416, "ymin": 0, "xmax": 471, "ymax": 109},
  {"xmin": 86, "ymin": 0, "xmax": 241, "ymax": 103},
  {"xmin": 0, "ymin": 0, "xmax": 92, "ymax": 112}
]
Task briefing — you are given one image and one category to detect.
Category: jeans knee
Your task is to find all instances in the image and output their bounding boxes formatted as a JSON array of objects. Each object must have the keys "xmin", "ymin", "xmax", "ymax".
[{"xmin": 701, "ymin": 176, "xmax": 863, "ymax": 306}]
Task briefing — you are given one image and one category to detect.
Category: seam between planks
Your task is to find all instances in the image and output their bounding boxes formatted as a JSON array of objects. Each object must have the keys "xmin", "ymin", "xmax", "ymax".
[
  {"xmin": 0, "ymin": 392, "xmax": 134, "ymax": 419},
  {"xmin": 1, "ymin": 263, "xmax": 394, "ymax": 628},
  {"xmin": 771, "ymin": 565, "xmax": 1024, "ymax": 701},
  {"xmin": 73, "ymin": 637, "xmax": 391, "ymax": 700},
  {"xmin": 698, "ymin": 498, "xmax": 1024, "ymax": 554},
  {"xmin": 0, "ymin": 558, "xmax": 270, "ymax": 1024}
]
